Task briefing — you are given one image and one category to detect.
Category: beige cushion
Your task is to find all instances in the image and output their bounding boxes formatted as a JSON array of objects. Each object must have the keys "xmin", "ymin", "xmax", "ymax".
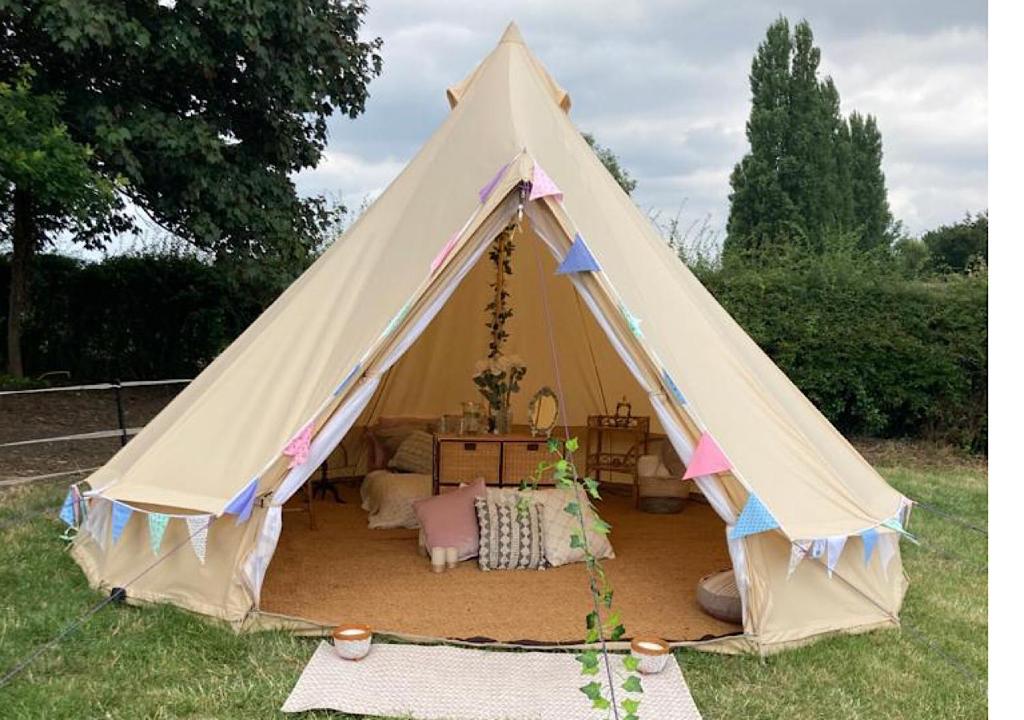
[
  {"xmin": 475, "ymin": 497, "xmax": 545, "ymax": 570},
  {"xmin": 536, "ymin": 488, "xmax": 614, "ymax": 567},
  {"xmin": 388, "ymin": 430, "xmax": 434, "ymax": 474},
  {"xmin": 697, "ymin": 569, "xmax": 742, "ymax": 624}
]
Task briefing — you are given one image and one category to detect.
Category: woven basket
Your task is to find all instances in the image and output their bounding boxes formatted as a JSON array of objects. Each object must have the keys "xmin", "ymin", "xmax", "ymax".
[
  {"xmin": 438, "ymin": 440, "xmax": 500, "ymax": 484},
  {"xmin": 638, "ymin": 475, "xmax": 689, "ymax": 514}
]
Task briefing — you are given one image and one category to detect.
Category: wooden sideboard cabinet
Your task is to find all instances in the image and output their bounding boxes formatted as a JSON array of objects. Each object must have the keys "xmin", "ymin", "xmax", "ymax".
[{"xmin": 432, "ymin": 433, "xmax": 561, "ymax": 494}]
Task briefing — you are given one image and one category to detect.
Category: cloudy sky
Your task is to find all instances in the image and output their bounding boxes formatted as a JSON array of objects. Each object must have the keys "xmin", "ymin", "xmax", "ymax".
[{"xmin": 296, "ymin": 0, "xmax": 987, "ymax": 239}]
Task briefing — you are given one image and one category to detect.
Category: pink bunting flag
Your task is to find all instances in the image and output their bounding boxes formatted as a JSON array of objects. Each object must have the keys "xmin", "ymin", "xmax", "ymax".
[
  {"xmin": 283, "ymin": 422, "xmax": 314, "ymax": 469},
  {"xmin": 529, "ymin": 163, "xmax": 563, "ymax": 202},
  {"xmin": 682, "ymin": 432, "xmax": 731, "ymax": 480},
  {"xmin": 430, "ymin": 232, "xmax": 460, "ymax": 275}
]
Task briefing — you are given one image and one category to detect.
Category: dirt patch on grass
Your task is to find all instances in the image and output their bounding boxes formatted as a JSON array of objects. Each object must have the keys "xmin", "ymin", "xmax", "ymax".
[{"xmin": 0, "ymin": 384, "xmax": 182, "ymax": 479}]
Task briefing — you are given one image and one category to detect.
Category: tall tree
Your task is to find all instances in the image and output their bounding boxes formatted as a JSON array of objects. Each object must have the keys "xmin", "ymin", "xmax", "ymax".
[
  {"xmin": 726, "ymin": 18, "xmax": 802, "ymax": 254},
  {"xmin": 1, "ymin": 69, "xmax": 123, "ymax": 376},
  {"xmin": 849, "ymin": 112, "xmax": 894, "ymax": 250},
  {"xmin": 726, "ymin": 17, "xmax": 893, "ymax": 260},
  {"xmin": 0, "ymin": 0, "xmax": 382, "ymax": 376}
]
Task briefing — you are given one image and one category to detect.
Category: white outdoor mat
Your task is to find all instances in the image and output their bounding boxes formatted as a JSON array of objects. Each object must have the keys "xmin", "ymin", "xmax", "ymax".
[{"xmin": 282, "ymin": 641, "xmax": 703, "ymax": 719}]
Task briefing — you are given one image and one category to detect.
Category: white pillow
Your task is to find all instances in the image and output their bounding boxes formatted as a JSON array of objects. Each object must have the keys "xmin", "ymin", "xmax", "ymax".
[
  {"xmin": 388, "ymin": 430, "xmax": 434, "ymax": 475},
  {"xmin": 535, "ymin": 488, "xmax": 614, "ymax": 567}
]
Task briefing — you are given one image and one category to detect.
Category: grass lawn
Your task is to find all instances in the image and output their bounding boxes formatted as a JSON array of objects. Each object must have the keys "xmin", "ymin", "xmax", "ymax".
[{"xmin": 0, "ymin": 452, "xmax": 987, "ymax": 719}]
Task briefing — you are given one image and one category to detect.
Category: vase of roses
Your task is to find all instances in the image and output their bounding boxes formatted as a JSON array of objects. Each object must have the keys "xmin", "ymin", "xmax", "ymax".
[{"xmin": 473, "ymin": 354, "xmax": 526, "ymax": 434}]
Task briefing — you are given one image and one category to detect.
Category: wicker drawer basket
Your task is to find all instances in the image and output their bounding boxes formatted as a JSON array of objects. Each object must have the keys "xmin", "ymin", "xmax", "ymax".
[
  {"xmin": 438, "ymin": 440, "xmax": 500, "ymax": 484},
  {"xmin": 502, "ymin": 441, "xmax": 556, "ymax": 487}
]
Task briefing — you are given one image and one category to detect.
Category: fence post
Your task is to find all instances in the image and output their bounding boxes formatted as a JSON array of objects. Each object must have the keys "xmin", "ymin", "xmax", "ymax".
[{"xmin": 113, "ymin": 380, "xmax": 128, "ymax": 447}]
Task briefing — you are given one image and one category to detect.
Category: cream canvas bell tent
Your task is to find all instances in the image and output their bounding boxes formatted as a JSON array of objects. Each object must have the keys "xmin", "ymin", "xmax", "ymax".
[{"xmin": 69, "ymin": 22, "xmax": 910, "ymax": 654}]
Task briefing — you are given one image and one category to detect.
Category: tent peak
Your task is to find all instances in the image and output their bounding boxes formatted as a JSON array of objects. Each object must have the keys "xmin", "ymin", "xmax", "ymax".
[{"xmin": 498, "ymin": 21, "xmax": 525, "ymax": 45}]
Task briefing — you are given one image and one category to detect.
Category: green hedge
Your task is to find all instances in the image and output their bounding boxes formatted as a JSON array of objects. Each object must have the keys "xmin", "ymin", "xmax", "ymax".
[
  {"xmin": 2, "ymin": 250, "xmax": 987, "ymax": 450},
  {"xmin": 0, "ymin": 253, "xmax": 279, "ymax": 381},
  {"xmin": 698, "ymin": 253, "xmax": 987, "ymax": 451}
]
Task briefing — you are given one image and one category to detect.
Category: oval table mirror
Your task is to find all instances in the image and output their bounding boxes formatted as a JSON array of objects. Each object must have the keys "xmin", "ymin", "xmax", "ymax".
[{"xmin": 528, "ymin": 387, "xmax": 559, "ymax": 437}]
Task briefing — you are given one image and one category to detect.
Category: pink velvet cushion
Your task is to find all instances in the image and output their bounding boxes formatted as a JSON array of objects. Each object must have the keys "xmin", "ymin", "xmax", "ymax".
[{"xmin": 413, "ymin": 479, "xmax": 486, "ymax": 560}]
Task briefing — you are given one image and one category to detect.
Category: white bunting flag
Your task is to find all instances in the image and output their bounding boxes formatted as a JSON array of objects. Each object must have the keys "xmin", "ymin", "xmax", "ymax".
[
  {"xmin": 185, "ymin": 515, "xmax": 211, "ymax": 564},
  {"xmin": 787, "ymin": 541, "xmax": 810, "ymax": 579},
  {"xmin": 878, "ymin": 532, "xmax": 899, "ymax": 577},
  {"xmin": 85, "ymin": 498, "xmax": 111, "ymax": 549},
  {"xmin": 825, "ymin": 536, "xmax": 848, "ymax": 578}
]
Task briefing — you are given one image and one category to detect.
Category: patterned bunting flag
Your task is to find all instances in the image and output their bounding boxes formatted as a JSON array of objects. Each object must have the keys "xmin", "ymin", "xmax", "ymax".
[
  {"xmin": 729, "ymin": 493, "xmax": 779, "ymax": 540},
  {"xmin": 478, "ymin": 162, "xmax": 511, "ymax": 203},
  {"xmin": 619, "ymin": 303, "xmax": 643, "ymax": 339},
  {"xmin": 59, "ymin": 488, "xmax": 77, "ymax": 527},
  {"xmin": 555, "ymin": 234, "xmax": 600, "ymax": 274},
  {"xmin": 810, "ymin": 539, "xmax": 826, "ymax": 560},
  {"xmin": 529, "ymin": 162, "xmax": 563, "ymax": 202},
  {"xmin": 661, "ymin": 368, "xmax": 687, "ymax": 405},
  {"xmin": 185, "ymin": 515, "xmax": 211, "ymax": 564},
  {"xmin": 430, "ymin": 232, "xmax": 461, "ymax": 275},
  {"xmin": 787, "ymin": 541, "xmax": 810, "ymax": 579},
  {"xmin": 110, "ymin": 502, "xmax": 134, "ymax": 544},
  {"xmin": 148, "ymin": 513, "xmax": 170, "ymax": 555},
  {"xmin": 682, "ymin": 432, "xmax": 731, "ymax": 480},
  {"xmin": 861, "ymin": 527, "xmax": 879, "ymax": 565},
  {"xmin": 283, "ymin": 422, "xmax": 314, "ymax": 469},
  {"xmin": 224, "ymin": 478, "xmax": 258, "ymax": 525},
  {"xmin": 825, "ymin": 535, "xmax": 847, "ymax": 577}
]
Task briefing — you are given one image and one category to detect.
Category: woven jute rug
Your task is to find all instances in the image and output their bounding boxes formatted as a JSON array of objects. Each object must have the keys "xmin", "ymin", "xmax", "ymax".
[{"xmin": 282, "ymin": 641, "xmax": 703, "ymax": 719}]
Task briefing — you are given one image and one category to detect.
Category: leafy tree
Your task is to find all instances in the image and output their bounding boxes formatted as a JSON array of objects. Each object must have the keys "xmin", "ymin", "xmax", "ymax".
[
  {"xmin": 583, "ymin": 132, "xmax": 637, "ymax": 195},
  {"xmin": 1, "ymin": 68, "xmax": 122, "ymax": 376},
  {"xmin": 0, "ymin": 0, "xmax": 382, "ymax": 376},
  {"xmin": 726, "ymin": 17, "xmax": 893, "ymax": 260},
  {"xmin": 922, "ymin": 211, "xmax": 988, "ymax": 273},
  {"xmin": 849, "ymin": 112, "xmax": 894, "ymax": 250}
]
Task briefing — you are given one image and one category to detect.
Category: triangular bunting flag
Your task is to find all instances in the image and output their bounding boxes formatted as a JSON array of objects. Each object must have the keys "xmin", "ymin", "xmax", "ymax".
[
  {"xmin": 555, "ymin": 234, "xmax": 600, "ymax": 274},
  {"xmin": 383, "ymin": 301, "xmax": 411, "ymax": 337},
  {"xmin": 619, "ymin": 303, "xmax": 643, "ymax": 339},
  {"xmin": 825, "ymin": 535, "xmax": 847, "ymax": 577},
  {"xmin": 810, "ymin": 539, "xmax": 826, "ymax": 560},
  {"xmin": 185, "ymin": 515, "xmax": 211, "ymax": 564},
  {"xmin": 59, "ymin": 488, "xmax": 77, "ymax": 527},
  {"xmin": 430, "ymin": 232, "xmax": 460, "ymax": 275},
  {"xmin": 478, "ymin": 161, "xmax": 511, "ymax": 203},
  {"xmin": 729, "ymin": 493, "xmax": 779, "ymax": 540},
  {"xmin": 882, "ymin": 516, "xmax": 919, "ymax": 544},
  {"xmin": 787, "ymin": 541, "xmax": 810, "ymax": 579},
  {"xmin": 682, "ymin": 432, "xmax": 731, "ymax": 480},
  {"xmin": 861, "ymin": 527, "xmax": 879, "ymax": 565},
  {"xmin": 283, "ymin": 422, "xmax": 314, "ymax": 469},
  {"xmin": 148, "ymin": 513, "xmax": 170, "ymax": 555},
  {"xmin": 110, "ymin": 502, "xmax": 134, "ymax": 544},
  {"xmin": 898, "ymin": 496, "xmax": 913, "ymax": 526},
  {"xmin": 333, "ymin": 363, "xmax": 362, "ymax": 397},
  {"xmin": 878, "ymin": 533, "xmax": 899, "ymax": 577},
  {"xmin": 86, "ymin": 499, "xmax": 111, "ymax": 549},
  {"xmin": 224, "ymin": 478, "xmax": 258, "ymax": 525},
  {"xmin": 661, "ymin": 368, "xmax": 687, "ymax": 405},
  {"xmin": 529, "ymin": 162, "xmax": 563, "ymax": 202}
]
